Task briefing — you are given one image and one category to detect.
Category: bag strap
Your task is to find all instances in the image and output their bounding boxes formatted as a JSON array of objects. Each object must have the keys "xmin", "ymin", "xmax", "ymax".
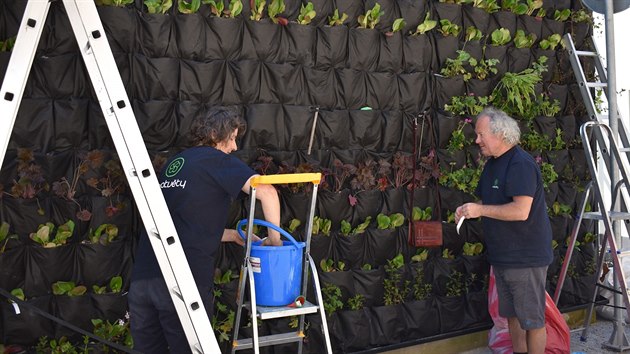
[{"xmin": 409, "ymin": 111, "xmax": 441, "ymax": 222}]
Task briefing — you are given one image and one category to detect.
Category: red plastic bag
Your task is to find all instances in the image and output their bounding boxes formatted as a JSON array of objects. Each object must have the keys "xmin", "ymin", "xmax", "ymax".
[{"xmin": 488, "ymin": 268, "xmax": 571, "ymax": 354}]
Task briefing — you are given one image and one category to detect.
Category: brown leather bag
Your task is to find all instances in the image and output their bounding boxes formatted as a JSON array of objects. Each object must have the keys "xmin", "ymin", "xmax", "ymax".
[
  {"xmin": 407, "ymin": 111, "xmax": 443, "ymax": 248},
  {"xmin": 409, "ymin": 220, "xmax": 443, "ymax": 247}
]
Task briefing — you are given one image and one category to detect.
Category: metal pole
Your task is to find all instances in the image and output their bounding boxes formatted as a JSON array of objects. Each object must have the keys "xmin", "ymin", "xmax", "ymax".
[{"xmin": 602, "ymin": 0, "xmax": 630, "ymax": 349}]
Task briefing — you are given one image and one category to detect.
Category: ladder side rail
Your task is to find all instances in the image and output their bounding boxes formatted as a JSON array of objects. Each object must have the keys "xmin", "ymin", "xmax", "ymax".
[
  {"xmin": 553, "ymin": 183, "xmax": 593, "ymax": 304},
  {"xmin": 583, "ymin": 122, "xmax": 630, "ymax": 321},
  {"xmin": 0, "ymin": 1, "xmax": 51, "ymax": 166},
  {"xmin": 308, "ymin": 255, "xmax": 333, "ymax": 354},
  {"xmin": 246, "ymin": 262, "xmax": 261, "ymax": 354},
  {"xmin": 298, "ymin": 184, "xmax": 319, "ymax": 354},
  {"xmin": 580, "ymin": 235, "xmax": 612, "ymax": 341},
  {"xmin": 564, "ymin": 34, "xmax": 601, "ymax": 122},
  {"xmin": 64, "ymin": 1, "xmax": 219, "ymax": 352}
]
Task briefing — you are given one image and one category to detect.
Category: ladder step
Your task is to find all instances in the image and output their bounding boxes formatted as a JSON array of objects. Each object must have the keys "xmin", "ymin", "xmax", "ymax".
[
  {"xmin": 582, "ymin": 211, "xmax": 630, "ymax": 221},
  {"xmin": 246, "ymin": 300, "xmax": 319, "ymax": 320},
  {"xmin": 233, "ymin": 332, "xmax": 304, "ymax": 350},
  {"xmin": 575, "ymin": 50, "xmax": 598, "ymax": 57},
  {"xmin": 585, "ymin": 82, "xmax": 608, "ymax": 88}
]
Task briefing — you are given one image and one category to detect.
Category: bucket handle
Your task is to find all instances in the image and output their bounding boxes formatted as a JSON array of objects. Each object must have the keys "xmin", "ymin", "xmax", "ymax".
[{"xmin": 236, "ymin": 219, "xmax": 301, "ymax": 249}]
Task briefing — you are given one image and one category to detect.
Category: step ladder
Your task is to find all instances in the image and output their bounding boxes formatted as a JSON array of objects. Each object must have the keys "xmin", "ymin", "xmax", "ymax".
[
  {"xmin": 231, "ymin": 173, "xmax": 332, "ymax": 354},
  {"xmin": 0, "ymin": 1, "xmax": 219, "ymax": 352},
  {"xmin": 554, "ymin": 33, "xmax": 630, "ymax": 350}
]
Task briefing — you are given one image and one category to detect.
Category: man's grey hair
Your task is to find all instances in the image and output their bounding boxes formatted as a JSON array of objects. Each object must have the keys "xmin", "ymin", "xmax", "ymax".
[{"xmin": 477, "ymin": 107, "xmax": 520, "ymax": 146}]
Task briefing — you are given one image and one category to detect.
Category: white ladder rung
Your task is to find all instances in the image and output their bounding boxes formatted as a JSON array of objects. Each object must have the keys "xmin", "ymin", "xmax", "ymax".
[
  {"xmin": 248, "ymin": 301, "xmax": 319, "ymax": 320},
  {"xmin": 585, "ymin": 82, "xmax": 608, "ymax": 89},
  {"xmin": 575, "ymin": 50, "xmax": 599, "ymax": 57},
  {"xmin": 233, "ymin": 332, "xmax": 304, "ymax": 350},
  {"xmin": 582, "ymin": 211, "xmax": 630, "ymax": 221}
]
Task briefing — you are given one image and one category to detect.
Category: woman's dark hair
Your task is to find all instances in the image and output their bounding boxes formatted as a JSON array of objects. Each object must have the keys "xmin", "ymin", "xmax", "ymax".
[{"xmin": 189, "ymin": 106, "xmax": 246, "ymax": 146}]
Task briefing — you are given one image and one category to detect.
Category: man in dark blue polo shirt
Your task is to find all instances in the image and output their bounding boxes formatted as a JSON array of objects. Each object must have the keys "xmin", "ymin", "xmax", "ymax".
[{"xmin": 456, "ymin": 107, "xmax": 552, "ymax": 354}]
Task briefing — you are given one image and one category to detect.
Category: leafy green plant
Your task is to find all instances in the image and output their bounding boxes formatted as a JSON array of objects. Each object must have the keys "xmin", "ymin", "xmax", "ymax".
[
  {"xmin": 328, "ymin": 9, "xmax": 348, "ymax": 26},
  {"xmin": 411, "ymin": 263, "xmax": 432, "ymax": 300},
  {"xmin": 390, "ymin": 18, "xmax": 406, "ymax": 34},
  {"xmin": 438, "ymin": 19, "xmax": 461, "ymax": 37},
  {"xmin": 465, "ymin": 26, "xmax": 483, "ymax": 42},
  {"xmin": 501, "ymin": 0, "xmax": 528, "ymax": 15},
  {"xmin": 472, "ymin": 0, "xmax": 500, "ymax": 13},
  {"xmin": 212, "ymin": 302, "xmax": 235, "ymax": 342},
  {"xmin": 411, "ymin": 247, "xmax": 429, "ymax": 262},
  {"xmin": 462, "ymin": 242, "xmax": 484, "ymax": 256},
  {"xmin": 442, "ymin": 248, "xmax": 455, "ymax": 259},
  {"xmin": 440, "ymin": 50, "xmax": 472, "ymax": 80},
  {"xmin": 347, "ymin": 294, "xmax": 365, "ymax": 310},
  {"xmin": 490, "ymin": 28, "xmax": 511, "ymax": 46},
  {"xmin": 92, "ymin": 318, "xmax": 134, "ymax": 349},
  {"xmin": 268, "ymin": 0, "xmax": 287, "ymax": 25},
  {"xmin": 444, "ymin": 94, "xmax": 491, "ymax": 117},
  {"xmin": 178, "ymin": 0, "xmax": 201, "ymax": 13},
  {"xmin": 537, "ymin": 157, "xmax": 558, "ymax": 189},
  {"xmin": 339, "ymin": 216, "xmax": 372, "ymax": 236},
  {"xmin": 297, "ymin": 2, "xmax": 316, "ymax": 25},
  {"xmin": 320, "ymin": 258, "xmax": 346, "ymax": 272},
  {"xmin": 411, "ymin": 13, "xmax": 437, "ymax": 35},
  {"xmin": 446, "ymin": 117, "xmax": 473, "ymax": 153},
  {"xmin": 11, "ymin": 288, "xmax": 25, "ymax": 301},
  {"xmin": 513, "ymin": 29, "xmax": 536, "ymax": 48},
  {"xmin": 87, "ymin": 223, "xmax": 119, "ymax": 245},
  {"xmin": 553, "ymin": 9, "xmax": 571, "ymax": 22},
  {"xmin": 226, "ymin": 0, "xmax": 243, "ymax": 17},
  {"xmin": 322, "ymin": 282, "xmax": 343, "ymax": 315},
  {"xmin": 376, "ymin": 213, "xmax": 405, "ymax": 230},
  {"xmin": 445, "ymin": 270, "xmax": 465, "ymax": 297},
  {"xmin": 312, "ymin": 216, "xmax": 331, "ymax": 236},
  {"xmin": 52, "ymin": 281, "xmax": 87, "ymax": 297},
  {"xmin": 30, "ymin": 220, "xmax": 75, "ymax": 248},
  {"xmin": 439, "ymin": 160, "xmax": 484, "ymax": 195},
  {"xmin": 491, "ymin": 56, "xmax": 547, "ymax": 117},
  {"xmin": 361, "ymin": 263, "xmax": 373, "ymax": 270},
  {"xmin": 549, "ymin": 201, "xmax": 572, "ymax": 217},
  {"xmin": 383, "ymin": 254, "xmax": 409, "ymax": 305},
  {"xmin": 358, "ymin": 3, "xmax": 384, "ymax": 29},
  {"xmin": 96, "ymin": 0, "xmax": 134, "ymax": 6},
  {"xmin": 92, "ymin": 276, "xmax": 123, "ymax": 294},
  {"xmin": 470, "ymin": 57, "xmax": 499, "ymax": 80},
  {"xmin": 144, "ymin": 0, "xmax": 173, "ymax": 14},
  {"xmin": 287, "ymin": 218, "xmax": 301, "ymax": 233},
  {"xmin": 0, "ymin": 36, "xmax": 16, "ymax": 52},
  {"xmin": 571, "ymin": 9, "xmax": 593, "ymax": 24},
  {"xmin": 250, "ymin": 0, "xmax": 266, "ymax": 20},
  {"xmin": 36, "ymin": 336, "xmax": 87, "ymax": 354},
  {"xmin": 525, "ymin": 0, "xmax": 543, "ymax": 16},
  {"xmin": 539, "ymin": 34, "xmax": 562, "ymax": 50},
  {"xmin": 204, "ymin": 0, "xmax": 224, "ymax": 16},
  {"xmin": 412, "ymin": 206, "xmax": 433, "ymax": 222},
  {"xmin": 0, "ymin": 222, "xmax": 17, "ymax": 253},
  {"xmin": 521, "ymin": 130, "xmax": 551, "ymax": 151}
]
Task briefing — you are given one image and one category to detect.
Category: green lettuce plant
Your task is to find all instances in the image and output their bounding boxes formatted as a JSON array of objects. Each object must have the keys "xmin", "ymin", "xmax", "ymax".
[
  {"xmin": 539, "ymin": 34, "xmax": 562, "ymax": 50},
  {"xmin": 250, "ymin": 0, "xmax": 266, "ymax": 20},
  {"xmin": 297, "ymin": 2, "xmax": 316, "ymax": 25},
  {"xmin": 29, "ymin": 220, "xmax": 75, "ymax": 248},
  {"xmin": 490, "ymin": 28, "xmax": 511, "ymax": 46},
  {"xmin": 513, "ymin": 29, "xmax": 536, "ymax": 48},
  {"xmin": 328, "ymin": 9, "xmax": 348, "ymax": 26},
  {"xmin": 411, "ymin": 13, "xmax": 437, "ymax": 35},
  {"xmin": 144, "ymin": 0, "xmax": 172, "ymax": 13},
  {"xmin": 438, "ymin": 19, "xmax": 461, "ymax": 37},
  {"xmin": 268, "ymin": 0, "xmax": 287, "ymax": 25},
  {"xmin": 376, "ymin": 213, "xmax": 405, "ymax": 230},
  {"xmin": 462, "ymin": 242, "xmax": 484, "ymax": 256},
  {"xmin": 0, "ymin": 222, "xmax": 17, "ymax": 253},
  {"xmin": 52, "ymin": 281, "xmax": 87, "ymax": 297},
  {"xmin": 358, "ymin": 3, "xmax": 384, "ymax": 29},
  {"xmin": 178, "ymin": 0, "xmax": 201, "ymax": 13},
  {"xmin": 96, "ymin": 0, "xmax": 134, "ymax": 6}
]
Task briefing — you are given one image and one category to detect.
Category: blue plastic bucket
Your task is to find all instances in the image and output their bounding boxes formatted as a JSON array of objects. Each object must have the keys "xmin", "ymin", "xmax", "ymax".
[{"xmin": 237, "ymin": 219, "xmax": 305, "ymax": 306}]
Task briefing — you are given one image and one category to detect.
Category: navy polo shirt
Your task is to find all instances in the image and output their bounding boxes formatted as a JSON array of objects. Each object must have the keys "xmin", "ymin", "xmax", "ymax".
[
  {"xmin": 132, "ymin": 146, "xmax": 255, "ymax": 288},
  {"xmin": 476, "ymin": 146, "xmax": 553, "ymax": 268}
]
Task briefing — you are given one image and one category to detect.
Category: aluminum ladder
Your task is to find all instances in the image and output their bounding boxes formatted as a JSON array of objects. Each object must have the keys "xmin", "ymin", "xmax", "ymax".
[
  {"xmin": 0, "ymin": 1, "xmax": 220, "ymax": 352},
  {"xmin": 231, "ymin": 173, "xmax": 332, "ymax": 354},
  {"xmin": 554, "ymin": 33, "xmax": 630, "ymax": 349}
]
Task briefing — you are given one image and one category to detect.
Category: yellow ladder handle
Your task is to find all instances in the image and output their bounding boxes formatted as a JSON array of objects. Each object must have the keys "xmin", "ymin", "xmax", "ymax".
[{"xmin": 250, "ymin": 173, "xmax": 321, "ymax": 187}]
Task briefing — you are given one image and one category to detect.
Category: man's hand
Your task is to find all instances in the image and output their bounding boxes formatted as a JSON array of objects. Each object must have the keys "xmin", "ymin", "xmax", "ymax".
[
  {"xmin": 262, "ymin": 232, "xmax": 282, "ymax": 246},
  {"xmin": 221, "ymin": 229, "xmax": 260, "ymax": 246}
]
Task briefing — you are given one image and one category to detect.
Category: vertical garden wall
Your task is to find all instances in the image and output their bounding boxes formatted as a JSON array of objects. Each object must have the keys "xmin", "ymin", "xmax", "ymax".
[{"xmin": 0, "ymin": 0, "xmax": 597, "ymax": 352}]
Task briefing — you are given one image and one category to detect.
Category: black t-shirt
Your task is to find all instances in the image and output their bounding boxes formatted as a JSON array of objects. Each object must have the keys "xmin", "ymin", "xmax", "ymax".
[
  {"xmin": 476, "ymin": 146, "xmax": 553, "ymax": 268},
  {"xmin": 132, "ymin": 146, "xmax": 255, "ymax": 287}
]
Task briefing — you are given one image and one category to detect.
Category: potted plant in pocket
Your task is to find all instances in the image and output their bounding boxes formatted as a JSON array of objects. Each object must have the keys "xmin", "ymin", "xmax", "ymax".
[
  {"xmin": 144, "ymin": 0, "xmax": 173, "ymax": 14},
  {"xmin": 91, "ymin": 276, "xmax": 128, "ymax": 323},
  {"xmin": 402, "ymin": 248, "xmax": 439, "ymax": 337},
  {"xmin": 435, "ymin": 19, "xmax": 461, "ymax": 66},
  {"xmin": 319, "ymin": 259, "xmax": 354, "ymax": 302},
  {"xmin": 333, "ymin": 293, "xmax": 370, "ymax": 352},
  {"xmin": 52, "ymin": 280, "xmax": 97, "ymax": 339},
  {"xmin": 4, "ymin": 148, "xmax": 49, "ymax": 218},
  {"xmin": 370, "ymin": 253, "xmax": 407, "ymax": 346},
  {"xmin": 52, "ymin": 152, "xmax": 95, "ymax": 222},
  {"xmin": 0, "ymin": 221, "xmax": 18, "ymax": 253},
  {"xmin": 1, "ymin": 287, "xmax": 55, "ymax": 344}
]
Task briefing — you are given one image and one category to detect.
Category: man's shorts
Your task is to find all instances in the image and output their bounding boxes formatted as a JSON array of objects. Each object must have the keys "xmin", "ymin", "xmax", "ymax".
[{"xmin": 493, "ymin": 265, "xmax": 548, "ymax": 330}]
